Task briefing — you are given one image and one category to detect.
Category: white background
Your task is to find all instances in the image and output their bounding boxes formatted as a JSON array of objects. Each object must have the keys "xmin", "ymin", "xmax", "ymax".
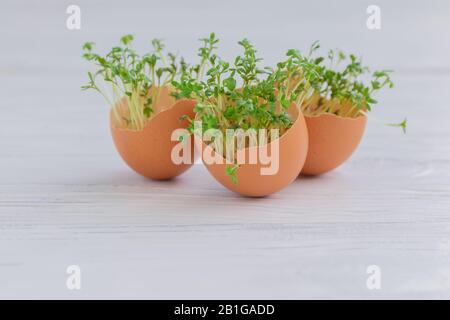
[{"xmin": 0, "ymin": 0, "xmax": 449, "ymax": 299}]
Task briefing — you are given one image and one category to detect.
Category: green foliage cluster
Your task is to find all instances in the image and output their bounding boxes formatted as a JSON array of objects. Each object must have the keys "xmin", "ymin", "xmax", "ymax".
[
  {"xmin": 82, "ymin": 35, "xmax": 404, "ymax": 134},
  {"xmin": 173, "ymin": 35, "xmax": 297, "ymax": 143},
  {"xmin": 296, "ymin": 43, "xmax": 398, "ymax": 120},
  {"xmin": 82, "ymin": 35, "xmax": 187, "ymax": 130}
]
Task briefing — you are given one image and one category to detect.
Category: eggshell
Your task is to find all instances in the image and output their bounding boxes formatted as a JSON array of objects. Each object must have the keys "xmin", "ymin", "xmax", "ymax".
[
  {"xmin": 199, "ymin": 106, "xmax": 309, "ymax": 197},
  {"xmin": 301, "ymin": 113, "xmax": 367, "ymax": 175},
  {"xmin": 110, "ymin": 89, "xmax": 196, "ymax": 180}
]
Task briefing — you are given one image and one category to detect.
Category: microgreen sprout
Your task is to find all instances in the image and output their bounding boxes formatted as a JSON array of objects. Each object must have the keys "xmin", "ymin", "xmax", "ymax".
[
  {"xmin": 388, "ymin": 118, "xmax": 407, "ymax": 133},
  {"xmin": 82, "ymin": 35, "xmax": 186, "ymax": 130}
]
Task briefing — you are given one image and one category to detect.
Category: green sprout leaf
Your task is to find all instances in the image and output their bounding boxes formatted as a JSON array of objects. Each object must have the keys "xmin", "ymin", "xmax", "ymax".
[
  {"xmin": 179, "ymin": 114, "xmax": 189, "ymax": 122},
  {"xmin": 223, "ymin": 77, "xmax": 236, "ymax": 91},
  {"xmin": 387, "ymin": 118, "xmax": 407, "ymax": 134},
  {"xmin": 82, "ymin": 42, "xmax": 94, "ymax": 51},
  {"xmin": 226, "ymin": 165, "xmax": 240, "ymax": 185},
  {"xmin": 143, "ymin": 107, "xmax": 153, "ymax": 117},
  {"xmin": 120, "ymin": 34, "xmax": 134, "ymax": 46}
]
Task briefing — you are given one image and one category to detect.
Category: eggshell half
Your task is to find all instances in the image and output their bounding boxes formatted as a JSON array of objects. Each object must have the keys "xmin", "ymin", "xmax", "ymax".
[
  {"xmin": 301, "ymin": 113, "xmax": 367, "ymax": 175},
  {"xmin": 110, "ymin": 94, "xmax": 196, "ymax": 180},
  {"xmin": 200, "ymin": 107, "xmax": 309, "ymax": 197}
]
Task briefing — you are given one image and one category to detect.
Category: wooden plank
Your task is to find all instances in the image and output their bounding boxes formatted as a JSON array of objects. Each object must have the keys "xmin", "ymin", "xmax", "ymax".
[{"xmin": 0, "ymin": 0, "xmax": 449, "ymax": 299}]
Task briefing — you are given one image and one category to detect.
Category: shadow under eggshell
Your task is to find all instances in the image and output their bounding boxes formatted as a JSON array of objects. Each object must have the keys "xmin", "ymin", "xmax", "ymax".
[
  {"xmin": 301, "ymin": 113, "xmax": 367, "ymax": 176},
  {"xmin": 110, "ymin": 99, "xmax": 196, "ymax": 180},
  {"xmin": 200, "ymin": 107, "xmax": 309, "ymax": 197}
]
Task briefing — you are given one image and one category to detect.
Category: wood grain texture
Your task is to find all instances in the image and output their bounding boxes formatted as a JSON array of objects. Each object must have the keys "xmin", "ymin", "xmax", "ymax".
[{"xmin": 0, "ymin": 0, "xmax": 450, "ymax": 299}]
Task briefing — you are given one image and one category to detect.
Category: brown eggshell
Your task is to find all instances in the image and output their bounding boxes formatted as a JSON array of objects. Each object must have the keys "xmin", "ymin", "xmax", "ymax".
[
  {"xmin": 110, "ymin": 96, "xmax": 196, "ymax": 180},
  {"xmin": 199, "ymin": 107, "xmax": 309, "ymax": 197},
  {"xmin": 301, "ymin": 113, "xmax": 367, "ymax": 175}
]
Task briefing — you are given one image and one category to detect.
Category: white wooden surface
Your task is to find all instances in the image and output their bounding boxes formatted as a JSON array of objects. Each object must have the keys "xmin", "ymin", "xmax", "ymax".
[{"xmin": 1, "ymin": 0, "xmax": 450, "ymax": 299}]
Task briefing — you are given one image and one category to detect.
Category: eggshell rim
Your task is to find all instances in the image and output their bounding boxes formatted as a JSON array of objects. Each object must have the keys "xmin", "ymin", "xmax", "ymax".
[{"xmin": 304, "ymin": 111, "xmax": 367, "ymax": 121}]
